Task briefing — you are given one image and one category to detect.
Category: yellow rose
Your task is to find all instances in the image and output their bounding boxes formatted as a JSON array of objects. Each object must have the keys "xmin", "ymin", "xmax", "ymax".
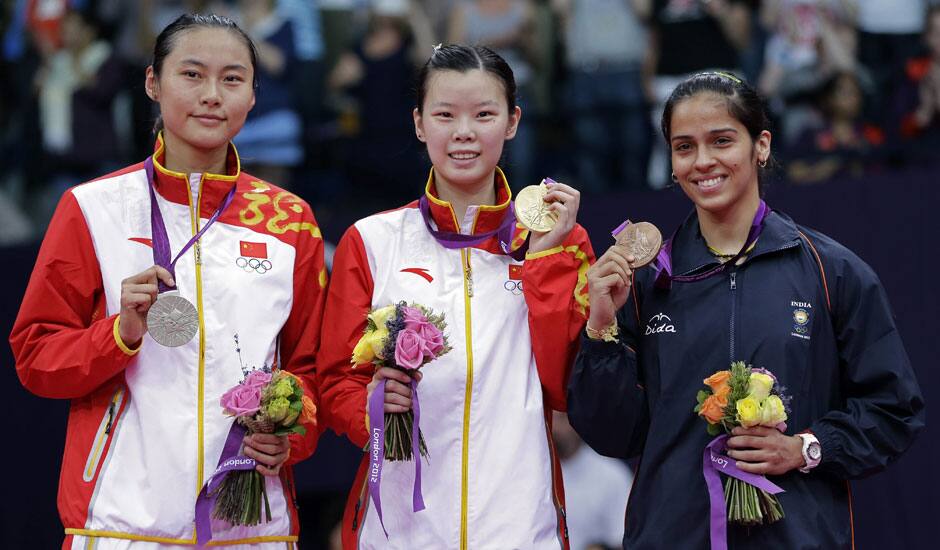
[
  {"xmin": 759, "ymin": 395, "xmax": 788, "ymax": 427},
  {"xmin": 368, "ymin": 305, "xmax": 397, "ymax": 330},
  {"xmin": 748, "ymin": 372, "xmax": 775, "ymax": 401},
  {"xmin": 366, "ymin": 327, "xmax": 389, "ymax": 359},
  {"xmin": 735, "ymin": 396, "xmax": 762, "ymax": 428},
  {"xmin": 351, "ymin": 335, "xmax": 376, "ymax": 365}
]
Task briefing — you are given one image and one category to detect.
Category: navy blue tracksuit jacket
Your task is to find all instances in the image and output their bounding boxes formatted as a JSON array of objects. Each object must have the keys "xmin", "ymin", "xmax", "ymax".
[{"xmin": 568, "ymin": 209, "xmax": 925, "ymax": 549}]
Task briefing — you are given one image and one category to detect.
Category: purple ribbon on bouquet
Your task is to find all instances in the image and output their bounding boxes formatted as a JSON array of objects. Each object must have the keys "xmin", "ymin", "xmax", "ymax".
[
  {"xmin": 703, "ymin": 434, "xmax": 785, "ymax": 550},
  {"xmin": 194, "ymin": 422, "xmax": 256, "ymax": 547},
  {"xmin": 650, "ymin": 200, "xmax": 770, "ymax": 289},
  {"xmin": 418, "ymin": 195, "xmax": 528, "ymax": 261},
  {"xmin": 367, "ymin": 377, "xmax": 426, "ymax": 538}
]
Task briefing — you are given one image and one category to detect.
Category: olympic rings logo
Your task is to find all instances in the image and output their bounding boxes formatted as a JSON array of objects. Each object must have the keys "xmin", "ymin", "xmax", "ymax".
[
  {"xmin": 504, "ymin": 280, "xmax": 524, "ymax": 295},
  {"xmin": 236, "ymin": 256, "xmax": 273, "ymax": 274}
]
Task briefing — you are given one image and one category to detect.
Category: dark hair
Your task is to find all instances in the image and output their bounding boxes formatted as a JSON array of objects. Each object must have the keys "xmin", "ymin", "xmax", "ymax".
[
  {"xmin": 151, "ymin": 14, "xmax": 259, "ymax": 133},
  {"xmin": 415, "ymin": 44, "xmax": 516, "ymax": 112},
  {"xmin": 661, "ymin": 71, "xmax": 774, "ymax": 182}
]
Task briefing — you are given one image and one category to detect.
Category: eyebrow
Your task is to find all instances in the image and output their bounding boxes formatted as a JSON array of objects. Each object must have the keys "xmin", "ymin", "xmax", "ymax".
[
  {"xmin": 429, "ymin": 100, "xmax": 500, "ymax": 108},
  {"xmin": 671, "ymin": 127, "xmax": 739, "ymax": 142},
  {"xmin": 179, "ymin": 59, "xmax": 249, "ymax": 72}
]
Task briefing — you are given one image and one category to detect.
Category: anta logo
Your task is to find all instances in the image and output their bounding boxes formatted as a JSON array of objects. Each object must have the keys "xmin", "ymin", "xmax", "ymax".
[
  {"xmin": 790, "ymin": 300, "xmax": 812, "ymax": 340},
  {"xmin": 237, "ymin": 241, "xmax": 272, "ymax": 274},
  {"xmin": 401, "ymin": 267, "xmax": 433, "ymax": 283},
  {"xmin": 128, "ymin": 237, "xmax": 153, "ymax": 248},
  {"xmin": 645, "ymin": 313, "xmax": 676, "ymax": 335}
]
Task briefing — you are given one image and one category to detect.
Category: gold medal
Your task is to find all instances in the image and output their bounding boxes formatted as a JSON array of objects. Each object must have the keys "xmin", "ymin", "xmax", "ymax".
[
  {"xmin": 514, "ymin": 180, "xmax": 557, "ymax": 233},
  {"xmin": 614, "ymin": 221, "xmax": 663, "ymax": 268}
]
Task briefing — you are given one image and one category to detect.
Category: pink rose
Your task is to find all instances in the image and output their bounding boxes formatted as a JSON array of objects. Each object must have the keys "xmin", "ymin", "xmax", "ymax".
[
  {"xmin": 394, "ymin": 329, "xmax": 425, "ymax": 370},
  {"xmin": 415, "ymin": 322, "xmax": 444, "ymax": 358},
  {"xmin": 243, "ymin": 369, "xmax": 272, "ymax": 389},
  {"xmin": 220, "ymin": 383, "xmax": 263, "ymax": 417},
  {"xmin": 401, "ymin": 306, "xmax": 425, "ymax": 326}
]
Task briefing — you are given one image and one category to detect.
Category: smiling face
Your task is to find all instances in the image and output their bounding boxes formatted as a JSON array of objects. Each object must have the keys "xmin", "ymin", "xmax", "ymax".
[
  {"xmin": 669, "ymin": 93, "xmax": 770, "ymax": 219},
  {"xmin": 146, "ymin": 27, "xmax": 255, "ymax": 162},
  {"xmin": 413, "ymin": 69, "xmax": 520, "ymax": 195}
]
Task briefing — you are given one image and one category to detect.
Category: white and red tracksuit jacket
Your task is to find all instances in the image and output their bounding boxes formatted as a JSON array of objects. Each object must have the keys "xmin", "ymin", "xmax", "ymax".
[
  {"xmin": 318, "ymin": 169, "xmax": 595, "ymax": 549},
  {"xmin": 10, "ymin": 136, "xmax": 327, "ymax": 549}
]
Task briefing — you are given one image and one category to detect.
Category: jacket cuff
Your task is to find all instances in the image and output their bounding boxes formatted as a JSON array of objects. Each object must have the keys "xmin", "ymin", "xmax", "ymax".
[
  {"xmin": 113, "ymin": 315, "xmax": 142, "ymax": 356},
  {"xmin": 525, "ymin": 245, "xmax": 565, "ymax": 260},
  {"xmin": 809, "ymin": 421, "xmax": 840, "ymax": 469},
  {"xmin": 579, "ymin": 330, "xmax": 634, "ymax": 357}
]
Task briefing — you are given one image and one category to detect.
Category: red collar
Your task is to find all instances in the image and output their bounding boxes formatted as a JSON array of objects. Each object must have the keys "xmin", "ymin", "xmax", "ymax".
[
  {"xmin": 149, "ymin": 132, "xmax": 241, "ymax": 214},
  {"xmin": 422, "ymin": 167, "xmax": 513, "ymax": 235}
]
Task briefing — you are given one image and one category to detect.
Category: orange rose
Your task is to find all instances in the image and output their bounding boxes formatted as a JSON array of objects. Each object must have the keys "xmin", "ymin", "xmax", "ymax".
[
  {"xmin": 698, "ymin": 393, "xmax": 728, "ymax": 424},
  {"xmin": 301, "ymin": 394, "xmax": 317, "ymax": 425},
  {"xmin": 704, "ymin": 370, "xmax": 731, "ymax": 392}
]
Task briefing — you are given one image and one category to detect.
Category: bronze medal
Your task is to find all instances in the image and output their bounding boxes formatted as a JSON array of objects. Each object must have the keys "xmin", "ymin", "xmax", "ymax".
[{"xmin": 614, "ymin": 221, "xmax": 663, "ymax": 268}]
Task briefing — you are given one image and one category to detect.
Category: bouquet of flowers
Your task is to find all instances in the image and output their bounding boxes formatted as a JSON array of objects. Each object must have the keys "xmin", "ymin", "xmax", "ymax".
[
  {"xmin": 695, "ymin": 361, "xmax": 792, "ymax": 526},
  {"xmin": 352, "ymin": 302, "xmax": 451, "ymax": 461},
  {"xmin": 212, "ymin": 367, "xmax": 316, "ymax": 526}
]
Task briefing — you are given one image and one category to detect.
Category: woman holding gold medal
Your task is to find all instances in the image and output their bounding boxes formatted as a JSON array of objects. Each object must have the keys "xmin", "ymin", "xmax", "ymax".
[
  {"xmin": 568, "ymin": 72, "xmax": 924, "ymax": 548},
  {"xmin": 318, "ymin": 44, "xmax": 593, "ymax": 548},
  {"xmin": 10, "ymin": 14, "xmax": 325, "ymax": 549}
]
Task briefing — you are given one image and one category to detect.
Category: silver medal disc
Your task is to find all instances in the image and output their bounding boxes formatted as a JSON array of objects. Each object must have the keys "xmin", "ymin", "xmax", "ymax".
[{"xmin": 147, "ymin": 291, "xmax": 198, "ymax": 347}]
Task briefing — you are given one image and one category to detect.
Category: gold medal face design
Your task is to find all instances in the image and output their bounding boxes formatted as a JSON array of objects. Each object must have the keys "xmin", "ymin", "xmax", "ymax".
[
  {"xmin": 614, "ymin": 221, "xmax": 663, "ymax": 268},
  {"xmin": 514, "ymin": 182, "xmax": 557, "ymax": 233},
  {"xmin": 147, "ymin": 291, "xmax": 198, "ymax": 347}
]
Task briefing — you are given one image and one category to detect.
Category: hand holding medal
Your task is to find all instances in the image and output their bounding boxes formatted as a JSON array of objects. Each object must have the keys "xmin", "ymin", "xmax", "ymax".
[
  {"xmin": 517, "ymin": 178, "xmax": 582, "ymax": 254},
  {"xmin": 118, "ymin": 265, "xmax": 176, "ymax": 348}
]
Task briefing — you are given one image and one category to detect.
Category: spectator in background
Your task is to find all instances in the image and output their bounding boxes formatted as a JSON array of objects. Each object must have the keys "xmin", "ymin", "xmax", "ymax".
[
  {"xmin": 233, "ymin": 0, "xmax": 304, "ymax": 187},
  {"xmin": 757, "ymin": 0, "xmax": 866, "ymax": 145},
  {"xmin": 785, "ymin": 70, "xmax": 884, "ymax": 184},
  {"xmin": 553, "ymin": 0, "xmax": 651, "ymax": 191},
  {"xmin": 448, "ymin": 0, "xmax": 538, "ymax": 189},
  {"xmin": 327, "ymin": 0, "xmax": 432, "ymax": 207},
  {"xmin": 553, "ymin": 411, "xmax": 632, "ymax": 550},
  {"xmin": 635, "ymin": 0, "xmax": 752, "ymax": 187},
  {"xmin": 895, "ymin": 4, "xmax": 940, "ymax": 165},
  {"xmin": 857, "ymin": 0, "xmax": 928, "ymax": 126},
  {"xmin": 35, "ymin": 7, "xmax": 125, "ymax": 223}
]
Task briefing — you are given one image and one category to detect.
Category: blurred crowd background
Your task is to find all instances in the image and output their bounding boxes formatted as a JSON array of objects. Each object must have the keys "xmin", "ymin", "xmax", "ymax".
[
  {"xmin": 2, "ymin": 0, "xmax": 940, "ymax": 245},
  {"xmin": 1, "ymin": 1, "xmax": 938, "ymax": 549}
]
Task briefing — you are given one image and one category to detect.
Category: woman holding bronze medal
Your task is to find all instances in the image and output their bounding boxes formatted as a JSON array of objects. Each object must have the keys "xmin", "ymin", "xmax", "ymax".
[
  {"xmin": 568, "ymin": 72, "xmax": 924, "ymax": 548},
  {"xmin": 10, "ymin": 14, "xmax": 326, "ymax": 549},
  {"xmin": 318, "ymin": 44, "xmax": 594, "ymax": 548}
]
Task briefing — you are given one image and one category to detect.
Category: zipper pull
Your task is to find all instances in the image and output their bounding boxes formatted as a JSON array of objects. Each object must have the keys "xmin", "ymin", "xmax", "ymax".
[
  {"xmin": 465, "ymin": 255, "xmax": 474, "ymax": 297},
  {"xmin": 730, "ymin": 271, "xmax": 737, "ymax": 290},
  {"xmin": 194, "ymin": 241, "xmax": 202, "ymax": 265},
  {"xmin": 104, "ymin": 399, "xmax": 116, "ymax": 435}
]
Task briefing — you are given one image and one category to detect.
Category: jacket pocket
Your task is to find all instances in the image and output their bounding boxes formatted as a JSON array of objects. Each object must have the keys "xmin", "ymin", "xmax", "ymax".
[{"xmin": 82, "ymin": 385, "xmax": 126, "ymax": 482}]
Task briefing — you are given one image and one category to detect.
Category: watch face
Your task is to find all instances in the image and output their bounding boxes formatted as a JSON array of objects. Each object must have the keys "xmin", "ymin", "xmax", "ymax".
[{"xmin": 808, "ymin": 443, "xmax": 822, "ymax": 461}]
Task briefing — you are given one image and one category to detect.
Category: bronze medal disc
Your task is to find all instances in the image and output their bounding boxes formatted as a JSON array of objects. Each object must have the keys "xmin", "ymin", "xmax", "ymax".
[
  {"xmin": 614, "ymin": 221, "xmax": 663, "ymax": 268},
  {"xmin": 147, "ymin": 291, "xmax": 199, "ymax": 347},
  {"xmin": 514, "ymin": 182, "xmax": 557, "ymax": 233}
]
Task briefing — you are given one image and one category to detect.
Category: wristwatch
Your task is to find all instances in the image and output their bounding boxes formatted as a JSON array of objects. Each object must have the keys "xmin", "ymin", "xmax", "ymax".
[{"xmin": 797, "ymin": 433, "xmax": 822, "ymax": 473}]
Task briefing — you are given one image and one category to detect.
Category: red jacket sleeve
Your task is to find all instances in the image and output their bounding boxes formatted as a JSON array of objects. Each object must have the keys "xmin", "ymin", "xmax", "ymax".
[
  {"xmin": 522, "ymin": 224, "xmax": 595, "ymax": 411},
  {"xmin": 9, "ymin": 191, "xmax": 136, "ymax": 399},
  {"xmin": 317, "ymin": 226, "xmax": 374, "ymax": 449},
  {"xmin": 281, "ymin": 206, "xmax": 328, "ymax": 465}
]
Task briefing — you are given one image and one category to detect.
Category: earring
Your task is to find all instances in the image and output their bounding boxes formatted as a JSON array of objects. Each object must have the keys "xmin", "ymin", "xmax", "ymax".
[
  {"xmin": 671, "ymin": 172, "xmax": 679, "ymax": 183},
  {"xmin": 759, "ymin": 159, "xmax": 767, "ymax": 168}
]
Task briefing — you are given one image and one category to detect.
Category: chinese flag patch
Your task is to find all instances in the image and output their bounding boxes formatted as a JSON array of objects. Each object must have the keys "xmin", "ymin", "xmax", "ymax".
[
  {"xmin": 240, "ymin": 241, "xmax": 268, "ymax": 258},
  {"xmin": 508, "ymin": 264, "xmax": 523, "ymax": 280}
]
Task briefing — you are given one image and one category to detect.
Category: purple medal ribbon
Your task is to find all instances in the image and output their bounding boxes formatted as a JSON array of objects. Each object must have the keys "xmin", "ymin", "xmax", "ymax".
[
  {"xmin": 703, "ymin": 434, "xmax": 785, "ymax": 550},
  {"xmin": 644, "ymin": 200, "xmax": 770, "ymax": 289},
  {"xmin": 418, "ymin": 195, "xmax": 528, "ymax": 261},
  {"xmin": 145, "ymin": 157, "xmax": 237, "ymax": 293},
  {"xmin": 366, "ymin": 376, "xmax": 426, "ymax": 538},
  {"xmin": 194, "ymin": 422, "xmax": 256, "ymax": 547}
]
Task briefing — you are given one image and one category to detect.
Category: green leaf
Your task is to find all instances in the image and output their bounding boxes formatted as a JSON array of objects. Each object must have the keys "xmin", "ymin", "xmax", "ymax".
[
  {"xmin": 707, "ymin": 422, "xmax": 721, "ymax": 436},
  {"xmin": 696, "ymin": 390, "xmax": 709, "ymax": 404}
]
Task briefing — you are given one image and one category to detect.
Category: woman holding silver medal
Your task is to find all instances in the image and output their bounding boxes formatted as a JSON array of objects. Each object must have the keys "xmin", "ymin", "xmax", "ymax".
[
  {"xmin": 567, "ymin": 72, "xmax": 924, "ymax": 549},
  {"xmin": 10, "ymin": 13, "xmax": 326, "ymax": 549}
]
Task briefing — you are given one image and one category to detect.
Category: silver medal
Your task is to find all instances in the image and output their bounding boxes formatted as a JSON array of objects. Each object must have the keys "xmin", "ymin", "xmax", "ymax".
[{"xmin": 147, "ymin": 290, "xmax": 198, "ymax": 347}]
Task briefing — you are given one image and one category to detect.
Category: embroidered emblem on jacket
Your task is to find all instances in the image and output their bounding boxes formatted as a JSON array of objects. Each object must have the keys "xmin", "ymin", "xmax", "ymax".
[
  {"xmin": 237, "ymin": 240, "xmax": 272, "ymax": 274},
  {"xmin": 401, "ymin": 267, "xmax": 434, "ymax": 283},
  {"xmin": 790, "ymin": 301, "xmax": 812, "ymax": 340}
]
